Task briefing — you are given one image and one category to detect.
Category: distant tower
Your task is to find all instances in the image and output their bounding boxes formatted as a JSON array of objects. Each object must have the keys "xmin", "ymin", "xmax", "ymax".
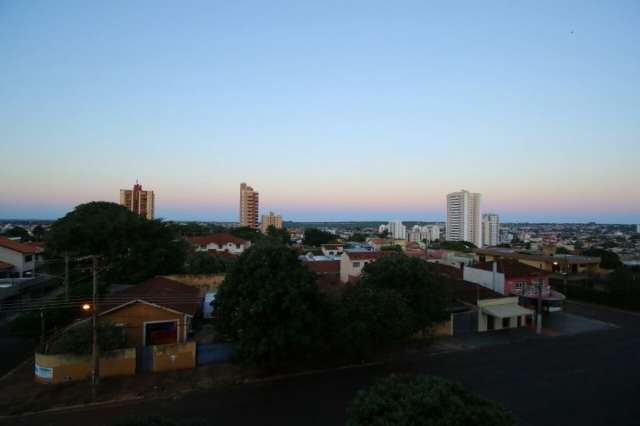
[
  {"xmin": 260, "ymin": 211, "xmax": 283, "ymax": 233},
  {"xmin": 239, "ymin": 183, "xmax": 259, "ymax": 229},
  {"xmin": 482, "ymin": 213, "xmax": 500, "ymax": 247},
  {"xmin": 446, "ymin": 190, "xmax": 482, "ymax": 247},
  {"xmin": 120, "ymin": 181, "xmax": 154, "ymax": 220}
]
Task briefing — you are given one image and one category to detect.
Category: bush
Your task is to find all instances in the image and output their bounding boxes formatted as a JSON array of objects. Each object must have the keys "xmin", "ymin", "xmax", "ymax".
[
  {"xmin": 47, "ymin": 321, "xmax": 127, "ymax": 355},
  {"xmin": 347, "ymin": 375, "xmax": 517, "ymax": 426}
]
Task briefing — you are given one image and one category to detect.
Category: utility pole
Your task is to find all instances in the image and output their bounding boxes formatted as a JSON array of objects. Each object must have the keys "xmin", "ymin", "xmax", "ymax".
[
  {"xmin": 39, "ymin": 308, "xmax": 45, "ymax": 350},
  {"xmin": 91, "ymin": 255, "xmax": 100, "ymax": 389},
  {"xmin": 64, "ymin": 253, "xmax": 69, "ymax": 301},
  {"xmin": 536, "ymin": 280, "xmax": 543, "ymax": 335}
]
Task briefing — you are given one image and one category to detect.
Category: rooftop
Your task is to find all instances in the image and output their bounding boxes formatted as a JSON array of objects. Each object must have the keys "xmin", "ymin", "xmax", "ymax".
[
  {"xmin": 188, "ymin": 233, "xmax": 248, "ymax": 246},
  {"xmin": 475, "ymin": 248, "xmax": 600, "ymax": 265},
  {"xmin": 469, "ymin": 259, "xmax": 548, "ymax": 278},
  {"xmin": 345, "ymin": 251, "xmax": 395, "ymax": 261},
  {"xmin": 0, "ymin": 237, "xmax": 36, "ymax": 255},
  {"xmin": 303, "ymin": 260, "xmax": 340, "ymax": 274}
]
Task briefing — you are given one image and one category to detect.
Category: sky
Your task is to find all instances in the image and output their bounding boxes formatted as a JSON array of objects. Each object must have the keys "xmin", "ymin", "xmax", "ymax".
[{"xmin": 1, "ymin": 0, "xmax": 639, "ymax": 223}]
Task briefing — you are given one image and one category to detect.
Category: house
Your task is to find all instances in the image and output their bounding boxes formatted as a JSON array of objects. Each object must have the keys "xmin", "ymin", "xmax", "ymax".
[
  {"xmin": 0, "ymin": 237, "xmax": 36, "ymax": 278},
  {"xmin": 187, "ymin": 233, "xmax": 251, "ymax": 256},
  {"xmin": 463, "ymin": 259, "xmax": 565, "ymax": 311},
  {"xmin": 303, "ymin": 260, "xmax": 340, "ymax": 277},
  {"xmin": 340, "ymin": 251, "xmax": 393, "ymax": 283},
  {"xmin": 98, "ymin": 276, "xmax": 201, "ymax": 347},
  {"xmin": 320, "ymin": 244, "xmax": 344, "ymax": 257}
]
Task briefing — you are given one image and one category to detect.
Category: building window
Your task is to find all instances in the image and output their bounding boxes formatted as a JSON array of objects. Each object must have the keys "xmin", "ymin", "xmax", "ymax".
[
  {"xmin": 24, "ymin": 255, "xmax": 33, "ymax": 262},
  {"xmin": 353, "ymin": 262, "xmax": 360, "ymax": 268}
]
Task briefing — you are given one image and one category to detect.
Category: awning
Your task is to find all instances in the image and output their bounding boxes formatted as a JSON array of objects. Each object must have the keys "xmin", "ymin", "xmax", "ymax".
[{"xmin": 482, "ymin": 304, "xmax": 533, "ymax": 318}]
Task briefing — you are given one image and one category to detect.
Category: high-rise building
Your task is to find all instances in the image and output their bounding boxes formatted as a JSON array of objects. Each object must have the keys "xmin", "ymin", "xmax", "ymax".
[
  {"xmin": 260, "ymin": 211, "xmax": 283, "ymax": 233},
  {"xmin": 446, "ymin": 190, "xmax": 482, "ymax": 247},
  {"xmin": 239, "ymin": 182, "xmax": 259, "ymax": 229},
  {"xmin": 482, "ymin": 213, "xmax": 500, "ymax": 247},
  {"xmin": 120, "ymin": 182, "xmax": 154, "ymax": 220},
  {"xmin": 387, "ymin": 220, "xmax": 407, "ymax": 240}
]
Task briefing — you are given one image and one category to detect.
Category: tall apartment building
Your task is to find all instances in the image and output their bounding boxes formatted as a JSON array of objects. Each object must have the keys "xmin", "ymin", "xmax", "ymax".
[
  {"xmin": 260, "ymin": 211, "xmax": 283, "ymax": 233},
  {"xmin": 409, "ymin": 224, "xmax": 441, "ymax": 243},
  {"xmin": 482, "ymin": 213, "xmax": 500, "ymax": 247},
  {"xmin": 446, "ymin": 190, "xmax": 482, "ymax": 247},
  {"xmin": 388, "ymin": 220, "xmax": 407, "ymax": 240},
  {"xmin": 239, "ymin": 182, "xmax": 259, "ymax": 229},
  {"xmin": 120, "ymin": 182, "xmax": 154, "ymax": 220}
]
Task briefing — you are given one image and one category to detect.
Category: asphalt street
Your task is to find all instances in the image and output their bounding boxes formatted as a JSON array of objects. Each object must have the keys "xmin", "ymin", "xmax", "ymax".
[{"xmin": 4, "ymin": 302, "xmax": 640, "ymax": 426}]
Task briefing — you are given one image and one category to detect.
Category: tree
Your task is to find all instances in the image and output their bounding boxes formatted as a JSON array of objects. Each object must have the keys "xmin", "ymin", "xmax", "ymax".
[
  {"xmin": 2, "ymin": 226, "xmax": 32, "ymax": 241},
  {"xmin": 350, "ymin": 233, "xmax": 367, "ymax": 243},
  {"xmin": 303, "ymin": 228, "xmax": 335, "ymax": 246},
  {"xmin": 230, "ymin": 226, "xmax": 263, "ymax": 242},
  {"xmin": 186, "ymin": 252, "xmax": 232, "ymax": 274},
  {"xmin": 347, "ymin": 375, "xmax": 517, "ymax": 426},
  {"xmin": 377, "ymin": 229, "xmax": 390, "ymax": 239},
  {"xmin": 555, "ymin": 246, "xmax": 571, "ymax": 255},
  {"xmin": 440, "ymin": 240, "xmax": 476, "ymax": 252},
  {"xmin": 380, "ymin": 244, "xmax": 403, "ymax": 252},
  {"xmin": 46, "ymin": 202, "xmax": 187, "ymax": 283},
  {"xmin": 361, "ymin": 255, "xmax": 447, "ymax": 334},
  {"xmin": 266, "ymin": 225, "xmax": 290, "ymax": 245},
  {"xmin": 329, "ymin": 285, "xmax": 413, "ymax": 360},
  {"xmin": 212, "ymin": 241, "xmax": 326, "ymax": 367},
  {"xmin": 32, "ymin": 225, "xmax": 46, "ymax": 241},
  {"xmin": 47, "ymin": 321, "xmax": 126, "ymax": 355},
  {"xmin": 583, "ymin": 248, "xmax": 622, "ymax": 270}
]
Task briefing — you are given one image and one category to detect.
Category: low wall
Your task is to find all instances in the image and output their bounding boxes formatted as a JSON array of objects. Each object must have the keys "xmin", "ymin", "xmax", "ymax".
[
  {"xmin": 34, "ymin": 348, "xmax": 136, "ymax": 384},
  {"xmin": 432, "ymin": 317, "xmax": 453, "ymax": 337},
  {"xmin": 152, "ymin": 341, "xmax": 196, "ymax": 373}
]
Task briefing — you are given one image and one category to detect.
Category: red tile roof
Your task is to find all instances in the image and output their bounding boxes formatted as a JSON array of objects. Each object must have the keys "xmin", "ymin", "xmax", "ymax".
[
  {"xmin": 303, "ymin": 260, "xmax": 340, "ymax": 274},
  {"xmin": 470, "ymin": 259, "xmax": 548, "ymax": 278},
  {"xmin": 430, "ymin": 262, "xmax": 463, "ymax": 280},
  {"xmin": 99, "ymin": 276, "xmax": 201, "ymax": 316},
  {"xmin": 187, "ymin": 233, "xmax": 248, "ymax": 246},
  {"xmin": 448, "ymin": 279, "xmax": 505, "ymax": 304},
  {"xmin": 0, "ymin": 260, "xmax": 14, "ymax": 271},
  {"xmin": 0, "ymin": 237, "xmax": 36, "ymax": 254},
  {"xmin": 345, "ymin": 251, "xmax": 394, "ymax": 260}
]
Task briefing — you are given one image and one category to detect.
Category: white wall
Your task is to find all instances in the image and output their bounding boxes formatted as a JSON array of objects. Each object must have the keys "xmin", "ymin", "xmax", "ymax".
[
  {"xmin": 0, "ymin": 246, "xmax": 33, "ymax": 277},
  {"xmin": 463, "ymin": 266, "xmax": 505, "ymax": 294}
]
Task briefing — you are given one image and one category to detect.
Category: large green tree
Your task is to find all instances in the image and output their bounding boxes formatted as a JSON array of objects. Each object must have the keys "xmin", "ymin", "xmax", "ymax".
[
  {"xmin": 212, "ymin": 241, "xmax": 325, "ymax": 367},
  {"xmin": 302, "ymin": 228, "xmax": 335, "ymax": 246},
  {"xmin": 347, "ymin": 375, "xmax": 517, "ymax": 426},
  {"xmin": 46, "ymin": 202, "xmax": 187, "ymax": 283},
  {"xmin": 2, "ymin": 226, "xmax": 32, "ymax": 241},
  {"xmin": 266, "ymin": 225, "xmax": 290, "ymax": 245},
  {"xmin": 361, "ymin": 255, "xmax": 447, "ymax": 334},
  {"xmin": 583, "ymin": 248, "xmax": 622, "ymax": 270},
  {"xmin": 230, "ymin": 226, "xmax": 263, "ymax": 242},
  {"xmin": 186, "ymin": 251, "xmax": 232, "ymax": 274}
]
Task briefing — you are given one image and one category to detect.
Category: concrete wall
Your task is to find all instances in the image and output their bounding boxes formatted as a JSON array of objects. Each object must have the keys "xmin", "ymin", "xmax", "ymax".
[
  {"xmin": 34, "ymin": 348, "xmax": 136, "ymax": 384},
  {"xmin": 101, "ymin": 303, "xmax": 188, "ymax": 347},
  {"xmin": 152, "ymin": 341, "xmax": 196, "ymax": 373},
  {"xmin": 463, "ymin": 266, "xmax": 505, "ymax": 294}
]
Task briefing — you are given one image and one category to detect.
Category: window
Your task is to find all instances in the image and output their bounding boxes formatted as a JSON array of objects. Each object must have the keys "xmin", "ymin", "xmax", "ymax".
[
  {"xmin": 353, "ymin": 262, "xmax": 360, "ymax": 268},
  {"xmin": 24, "ymin": 255, "xmax": 33, "ymax": 262}
]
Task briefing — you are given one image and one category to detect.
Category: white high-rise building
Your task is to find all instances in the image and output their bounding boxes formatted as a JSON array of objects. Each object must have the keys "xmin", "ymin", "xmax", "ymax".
[
  {"xmin": 446, "ymin": 190, "xmax": 482, "ymax": 247},
  {"xmin": 388, "ymin": 220, "xmax": 406, "ymax": 240},
  {"xmin": 482, "ymin": 213, "xmax": 499, "ymax": 247}
]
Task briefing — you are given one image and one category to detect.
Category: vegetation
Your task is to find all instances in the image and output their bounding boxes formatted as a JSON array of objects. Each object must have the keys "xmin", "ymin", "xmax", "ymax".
[
  {"xmin": 380, "ymin": 244, "xmax": 403, "ymax": 252},
  {"xmin": 583, "ymin": 248, "xmax": 622, "ymax": 270},
  {"xmin": 361, "ymin": 255, "xmax": 447, "ymax": 335},
  {"xmin": 347, "ymin": 375, "xmax": 517, "ymax": 426},
  {"xmin": 440, "ymin": 240, "xmax": 476, "ymax": 252},
  {"xmin": 329, "ymin": 285, "xmax": 412, "ymax": 360},
  {"xmin": 230, "ymin": 226, "xmax": 263, "ymax": 242},
  {"xmin": 212, "ymin": 241, "xmax": 326, "ymax": 367},
  {"xmin": 167, "ymin": 222, "xmax": 227, "ymax": 237},
  {"xmin": 46, "ymin": 202, "xmax": 187, "ymax": 283},
  {"xmin": 2, "ymin": 226, "xmax": 32, "ymax": 241},
  {"xmin": 302, "ymin": 228, "xmax": 336, "ymax": 246},
  {"xmin": 186, "ymin": 252, "xmax": 233, "ymax": 274},
  {"xmin": 47, "ymin": 321, "xmax": 127, "ymax": 355},
  {"xmin": 350, "ymin": 233, "xmax": 367, "ymax": 242},
  {"xmin": 377, "ymin": 229, "xmax": 390, "ymax": 239},
  {"xmin": 266, "ymin": 225, "xmax": 290, "ymax": 245},
  {"xmin": 555, "ymin": 246, "xmax": 571, "ymax": 254}
]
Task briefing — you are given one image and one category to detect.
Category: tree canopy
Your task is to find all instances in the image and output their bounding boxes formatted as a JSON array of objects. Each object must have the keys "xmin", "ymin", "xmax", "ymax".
[
  {"xmin": 583, "ymin": 248, "xmax": 622, "ymax": 270},
  {"xmin": 303, "ymin": 228, "xmax": 335, "ymax": 246},
  {"xmin": 555, "ymin": 246, "xmax": 571, "ymax": 254},
  {"xmin": 230, "ymin": 226, "xmax": 263, "ymax": 242},
  {"xmin": 2, "ymin": 226, "xmax": 32, "ymax": 241},
  {"xmin": 440, "ymin": 240, "xmax": 476, "ymax": 252},
  {"xmin": 347, "ymin": 375, "xmax": 517, "ymax": 426},
  {"xmin": 186, "ymin": 251, "xmax": 233, "ymax": 274},
  {"xmin": 212, "ymin": 241, "xmax": 325, "ymax": 367},
  {"xmin": 361, "ymin": 255, "xmax": 447, "ymax": 334},
  {"xmin": 350, "ymin": 233, "xmax": 367, "ymax": 243},
  {"xmin": 46, "ymin": 202, "xmax": 187, "ymax": 283},
  {"xmin": 266, "ymin": 225, "xmax": 290, "ymax": 245}
]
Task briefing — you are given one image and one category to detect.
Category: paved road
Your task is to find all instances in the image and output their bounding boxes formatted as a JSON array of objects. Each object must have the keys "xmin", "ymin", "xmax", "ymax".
[{"xmin": 5, "ymin": 302, "xmax": 640, "ymax": 426}]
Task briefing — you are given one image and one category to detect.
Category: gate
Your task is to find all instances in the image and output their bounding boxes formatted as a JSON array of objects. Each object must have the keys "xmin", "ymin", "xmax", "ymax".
[
  {"xmin": 196, "ymin": 343, "xmax": 233, "ymax": 366},
  {"xmin": 136, "ymin": 346, "xmax": 153, "ymax": 373},
  {"xmin": 452, "ymin": 311, "xmax": 478, "ymax": 336}
]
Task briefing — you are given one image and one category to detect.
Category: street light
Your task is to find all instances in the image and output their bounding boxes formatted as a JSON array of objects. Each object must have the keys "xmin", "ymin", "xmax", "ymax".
[{"xmin": 82, "ymin": 303, "xmax": 91, "ymax": 311}]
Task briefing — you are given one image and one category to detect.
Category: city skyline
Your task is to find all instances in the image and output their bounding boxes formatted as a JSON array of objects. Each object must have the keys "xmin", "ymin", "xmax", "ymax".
[{"xmin": 2, "ymin": 1, "xmax": 639, "ymax": 223}]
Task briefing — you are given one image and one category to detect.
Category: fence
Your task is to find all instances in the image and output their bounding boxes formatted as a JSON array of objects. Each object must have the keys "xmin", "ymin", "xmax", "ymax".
[
  {"xmin": 196, "ymin": 343, "xmax": 234, "ymax": 366},
  {"xmin": 34, "ymin": 348, "xmax": 136, "ymax": 384}
]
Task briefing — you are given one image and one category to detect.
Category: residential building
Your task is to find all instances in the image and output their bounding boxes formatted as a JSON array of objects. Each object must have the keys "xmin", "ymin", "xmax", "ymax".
[
  {"xmin": 387, "ymin": 220, "xmax": 406, "ymax": 240},
  {"xmin": 120, "ymin": 181, "xmax": 154, "ymax": 220},
  {"xmin": 188, "ymin": 233, "xmax": 251, "ymax": 255},
  {"xmin": 446, "ymin": 190, "xmax": 482, "ymax": 247},
  {"xmin": 260, "ymin": 211, "xmax": 283, "ymax": 233},
  {"xmin": 482, "ymin": 213, "xmax": 500, "ymax": 247},
  {"xmin": 321, "ymin": 244, "xmax": 344, "ymax": 257},
  {"xmin": 409, "ymin": 225, "xmax": 441, "ymax": 243},
  {"xmin": 0, "ymin": 237, "xmax": 36, "ymax": 278},
  {"xmin": 239, "ymin": 183, "xmax": 259, "ymax": 229},
  {"xmin": 340, "ymin": 251, "xmax": 393, "ymax": 283}
]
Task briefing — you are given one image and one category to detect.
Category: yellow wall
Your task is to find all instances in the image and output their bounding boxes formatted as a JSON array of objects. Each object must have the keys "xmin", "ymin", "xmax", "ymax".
[
  {"xmin": 35, "ymin": 348, "xmax": 136, "ymax": 384},
  {"xmin": 432, "ymin": 317, "xmax": 453, "ymax": 337},
  {"xmin": 101, "ymin": 303, "xmax": 186, "ymax": 347},
  {"xmin": 152, "ymin": 341, "xmax": 196, "ymax": 373}
]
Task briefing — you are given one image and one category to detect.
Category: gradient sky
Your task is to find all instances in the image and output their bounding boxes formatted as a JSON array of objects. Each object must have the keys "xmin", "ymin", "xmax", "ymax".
[{"xmin": 1, "ymin": 1, "xmax": 639, "ymax": 223}]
